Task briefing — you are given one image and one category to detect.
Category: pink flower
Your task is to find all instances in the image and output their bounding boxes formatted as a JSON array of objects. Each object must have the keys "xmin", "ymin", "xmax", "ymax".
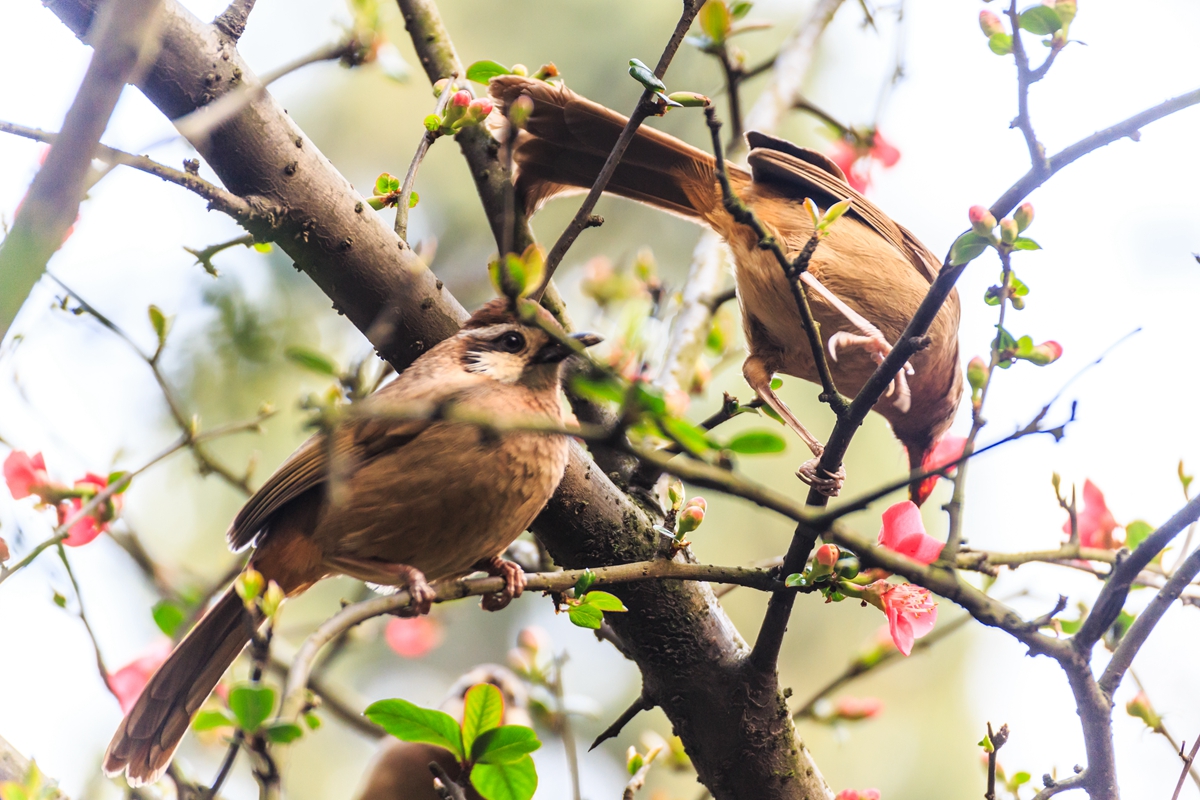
[
  {"xmin": 827, "ymin": 130, "xmax": 900, "ymax": 193},
  {"xmin": 385, "ymin": 616, "xmax": 443, "ymax": 658},
  {"xmin": 865, "ymin": 581, "xmax": 938, "ymax": 656},
  {"xmin": 833, "ymin": 696, "xmax": 883, "ymax": 721},
  {"xmin": 878, "ymin": 501, "xmax": 943, "ymax": 565},
  {"xmin": 815, "ymin": 543, "xmax": 840, "ymax": 567},
  {"xmin": 4, "ymin": 450, "xmax": 50, "ymax": 499},
  {"xmin": 912, "ymin": 434, "xmax": 968, "ymax": 506},
  {"xmin": 835, "ymin": 791, "xmax": 881, "ymax": 800},
  {"xmin": 106, "ymin": 640, "xmax": 172, "ymax": 714},
  {"xmin": 60, "ymin": 473, "xmax": 120, "ymax": 547},
  {"xmin": 1063, "ymin": 479, "xmax": 1119, "ymax": 549}
]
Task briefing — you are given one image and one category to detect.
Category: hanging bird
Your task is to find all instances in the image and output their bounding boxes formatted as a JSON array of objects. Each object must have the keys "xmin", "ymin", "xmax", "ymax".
[
  {"xmin": 490, "ymin": 75, "xmax": 961, "ymax": 502},
  {"xmin": 103, "ymin": 299, "xmax": 601, "ymax": 785}
]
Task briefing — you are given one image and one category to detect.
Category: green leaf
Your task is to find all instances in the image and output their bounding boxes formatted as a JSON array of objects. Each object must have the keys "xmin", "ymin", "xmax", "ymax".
[
  {"xmin": 1013, "ymin": 237, "xmax": 1041, "ymax": 250},
  {"xmin": 1009, "ymin": 274, "xmax": 1030, "ymax": 297},
  {"xmin": 388, "ymin": 176, "xmax": 400, "ymax": 193},
  {"xmin": 573, "ymin": 569, "xmax": 597, "ymax": 595},
  {"xmin": 424, "ymin": 114, "xmax": 442, "ymax": 133},
  {"xmin": 818, "ymin": 198, "xmax": 853, "ymax": 230},
  {"xmin": 988, "ymin": 32, "xmax": 1013, "ymax": 55},
  {"xmin": 760, "ymin": 404, "xmax": 785, "ymax": 425},
  {"xmin": 632, "ymin": 383, "xmax": 667, "ymax": 416},
  {"xmin": 462, "ymin": 684, "xmax": 505, "ymax": 755},
  {"xmin": 107, "ymin": 470, "xmax": 130, "ymax": 493},
  {"xmin": 470, "ymin": 755, "xmax": 538, "ymax": 800},
  {"xmin": 627, "ymin": 752, "xmax": 645, "ymax": 775},
  {"xmin": 148, "ymin": 304, "xmax": 170, "ymax": 346},
  {"xmin": 570, "ymin": 375, "xmax": 626, "ymax": 405},
  {"xmin": 726, "ymin": 430, "xmax": 786, "ymax": 454},
  {"xmin": 1125, "ymin": 520, "xmax": 1154, "ymax": 551},
  {"xmin": 978, "ymin": 734, "xmax": 994, "ymax": 753},
  {"xmin": 784, "ymin": 572, "xmax": 807, "ymax": 588},
  {"xmin": 567, "ymin": 602, "xmax": 604, "ymax": 629},
  {"xmin": 471, "ymin": 725, "xmax": 542, "ymax": 765},
  {"xmin": 1018, "ymin": 6, "xmax": 1062, "ymax": 35},
  {"xmin": 367, "ymin": 196, "xmax": 387, "ymax": 210},
  {"xmin": 1011, "ymin": 772, "xmax": 1032, "ymax": 786},
  {"xmin": 698, "ymin": 0, "xmax": 731, "ymax": 44},
  {"xmin": 229, "ymin": 684, "xmax": 276, "ymax": 733},
  {"xmin": 375, "ymin": 173, "xmax": 393, "ymax": 195},
  {"xmin": 252, "ymin": 241, "xmax": 273, "ymax": 253},
  {"xmin": 1057, "ymin": 617, "xmax": 1082, "ymax": 634},
  {"xmin": 659, "ymin": 415, "xmax": 715, "ymax": 456},
  {"xmin": 263, "ymin": 722, "xmax": 304, "ymax": 744},
  {"xmin": 152, "ymin": 599, "xmax": 186, "ymax": 637},
  {"xmin": 729, "ymin": 0, "xmax": 753, "ymax": 20},
  {"xmin": 582, "ymin": 591, "xmax": 627, "ymax": 612},
  {"xmin": 364, "ymin": 698, "xmax": 464, "ymax": 761},
  {"xmin": 949, "ymin": 231, "xmax": 991, "ymax": 266},
  {"xmin": 408, "ymin": 191, "xmax": 419, "ymax": 209},
  {"xmin": 627, "ymin": 58, "xmax": 665, "ymax": 92},
  {"xmin": 466, "ymin": 60, "xmax": 512, "ymax": 83},
  {"xmin": 304, "ymin": 712, "xmax": 322, "ymax": 730},
  {"xmin": 52, "ymin": 591, "xmax": 67, "ymax": 608},
  {"xmin": 285, "ymin": 346, "xmax": 338, "ymax": 376},
  {"xmin": 770, "ymin": 376, "xmax": 782, "ymax": 390}
]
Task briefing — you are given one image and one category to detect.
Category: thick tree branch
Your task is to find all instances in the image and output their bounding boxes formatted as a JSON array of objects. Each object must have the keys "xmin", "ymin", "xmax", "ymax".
[{"xmin": 0, "ymin": 0, "xmax": 163, "ymax": 339}]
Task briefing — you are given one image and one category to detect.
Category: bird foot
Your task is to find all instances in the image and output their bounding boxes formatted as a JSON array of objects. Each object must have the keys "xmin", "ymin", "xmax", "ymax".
[
  {"xmin": 474, "ymin": 556, "xmax": 526, "ymax": 612},
  {"xmin": 827, "ymin": 331, "xmax": 914, "ymax": 413},
  {"xmin": 797, "ymin": 457, "xmax": 846, "ymax": 497}
]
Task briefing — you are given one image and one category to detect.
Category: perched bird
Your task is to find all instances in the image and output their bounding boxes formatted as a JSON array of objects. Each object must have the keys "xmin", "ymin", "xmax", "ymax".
[
  {"xmin": 103, "ymin": 299, "xmax": 600, "ymax": 785},
  {"xmin": 354, "ymin": 665, "xmax": 531, "ymax": 800},
  {"xmin": 490, "ymin": 75, "xmax": 961, "ymax": 502}
]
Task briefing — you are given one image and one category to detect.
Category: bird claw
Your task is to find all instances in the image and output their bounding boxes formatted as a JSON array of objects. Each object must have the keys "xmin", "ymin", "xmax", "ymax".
[
  {"xmin": 477, "ymin": 557, "xmax": 526, "ymax": 612},
  {"xmin": 394, "ymin": 568, "xmax": 435, "ymax": 616},
  {"xmin": 797, "ymin": 458, "xmax": 846, "ymax": 497},
  {"xmin": 827, "ymin": 332, "xmax": 914, "ymax": 413}
]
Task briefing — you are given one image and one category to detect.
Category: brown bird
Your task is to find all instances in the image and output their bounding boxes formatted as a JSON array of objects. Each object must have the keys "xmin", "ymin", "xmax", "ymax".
[
  {"xmin": 103, "ymin": 299, "xmax": 600, "ymax": 785},
  {"xmin": 490, "ymin": 75, "xmax": 962, "ymax": 502},
  {"xmin": 354, "ymin": 665, "xmax": 532, "ymax": 800}
]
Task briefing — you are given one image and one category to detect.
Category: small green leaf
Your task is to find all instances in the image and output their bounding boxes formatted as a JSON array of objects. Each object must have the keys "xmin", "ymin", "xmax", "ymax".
[
  {"xmin": 570, "ymin": 375, "xmax": 626, "ymax": 405},
  {"xmin": 466, "ymin": 60, "xmax": 512, "ymax": 83},
  {"xmin": 1057, "ymin": 617, "xmax": 1082, "ymax": 634},
  {"xmin": 1009, "ymin": 275, "xmax": 1030, "ymax": 297},
  {"xmin": 462, "ymin": 684, "xmax": 505, "ymax": 755},
  {"xmin": 388, "ymin": 176, "xmax": 401, "ymax": 193},
  {"xmin": 760, "ymin": 404, "xmax": 785, "ymax": 425},
  {"xmin": 581, "ymin": 591, "xmax": 627, "ymax": 612},
  {"xmin": 367, "ymin": 196, "xmax": 387, "ymax": 210},
  {"xmin": 192, "ymin": 709, "xmax": 235, "ymax": 731},
  {"xmin": 285, "ymin": 346, "xmax": 338, "ymax": 376},
  {"xmin": 152, "ymin": 599, "xmax": 186, "ymax": 637},
  {"xmin": 726, "ymin": 430, "xmax": 786, "ymax": 454},
  {"xmin": 979, "ymin": 734, "xmax": 994, "ymax": 753},
  {"xmin": 470, "ymin": 755, "xmax": 538, "ymax": 800},
  {"xmin": 229, "ymin": 684, "xmax": 275, "ymax": 733},
  {"xmin": 627, "ymin": 58, "xmax": 665, "ymax": 92},
  {"xmin": 1125, "ymin": 520, "xmax": 1154, "ymax": 551},
  {"xmin": 408, "ymin": 191, "xmax": 419, "ymax": 209},
  {"xmin": 988, "ymin": 32, "xmax": 1013, "ymax": 55},
  {"xmin": 659, "ymin": 415, "xmax": 715, "ymax": 456},
  {"xmin": 107, "ymin": 471, "xmax": 130, "ymax": 493},
  {"xmin": 1012, "ymin": 772, "xmax": 1032, "ymax": 786},
  {"xmin": 729, "ymin": 0, "xmax": 753, "ymax": 20},
  {"xmin": 627, "ymin": 753, "xmax": 645, "ymax": 775},
  {"xmin": 263, "ymin": 722, "xmax": 304, "ymax": 744},
  {"xmin": 1019, "ymin": 6, "xmax": 1062, "ymax": 35},
  {"xmin": 698, "ymin": 0, "xmax": 731, "ymax": 44},
  {"xmin": 818, "ymin": 198, "xmax": 853, "ymax": 230},
  {"xmin": 471, "ymin": 725, "xmax": 542, "ymax": 765},
  {"xmin": 364, "ymin": 698, "xmax": 465, "ymax": 761},
  {"xmin": 1013, "ymin": 237, "xmax": 1041, "ymax": 250},
  {"xmin": 770, "ymin": 377, "xmax": 782, "ymax": 390},
  {"xmin": 252, "ymin": 242, "xmax": 273, "ymax": 253},
  {"xmin": 375, "ymin": 173, "xmax": 394, "ymax": 195},
  {"xmin": 424, "ymin": 114, "xmax": 442, "ymax": 133},
  {"xmin": 632, "ymin": 383, "xmax": 667, "ymax": 416},
  {"xmin": 304, "ymin": 711, "xmax": 322, "ymax": 730},
  {"xmin": 52, "ymin": 591, "xmax": 67, "ymax": 608},
  {"xmin": 950, "ymin": 231, "xmax": 991, "ymax": 266},
  {"xmin": 148, "ymin": 305, "xmax": 170, "ymax": 346},
  {"xmin": 784, "ymin": 573, "xmax": 807, "ymax": 588},
  {"xmin": 567, "ymin": 603, "xmax": 604, "ymax": 629},
  {"xmin": 573, "ymin": 569, "xmax": 597, "ymax": 595}
]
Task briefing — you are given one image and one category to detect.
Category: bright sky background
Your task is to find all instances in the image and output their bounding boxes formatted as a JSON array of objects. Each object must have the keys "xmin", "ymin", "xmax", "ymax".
[{"xmin": 1, "ymin": 0, "xmax": 1199, "ymax": 798}]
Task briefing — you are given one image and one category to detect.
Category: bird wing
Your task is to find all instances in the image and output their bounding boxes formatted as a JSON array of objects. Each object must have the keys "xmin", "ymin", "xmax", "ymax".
[
  {"xmin": 226, "ymin": 411, "xmax": 429, "ymax": 551},
  {"xmin": 745, "ymin": 132, "xmax": 943, "ymax": 284}
]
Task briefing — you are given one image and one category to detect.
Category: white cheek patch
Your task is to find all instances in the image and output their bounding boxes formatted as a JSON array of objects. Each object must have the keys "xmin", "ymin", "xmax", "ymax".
[{"xmin": 464, "ymin": 350, "xmax": 526, "ymax": 384}]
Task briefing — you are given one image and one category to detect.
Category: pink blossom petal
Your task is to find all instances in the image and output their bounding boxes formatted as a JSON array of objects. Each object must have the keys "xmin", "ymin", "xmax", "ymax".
[
  {"xmin": 385, "ymin": 616, "xmax": 443, "ymax": 658},
  {"xmin": 870, "ymin": 132, "xmax": 901, "ymax": 167},
  {"xmin": 878, "ymin": 501, "xmax": 943, "ymax": 565},
  {"xmin": 62, "ymin": 498, "xmax": 104, "ymax": 547},
  {"xmin": 107, "ymin": 640, "xmax": 172, "ymax": 713},
  {"xmin": 4, "ymin": 451, "xmax": 48, "ymax": 499}
]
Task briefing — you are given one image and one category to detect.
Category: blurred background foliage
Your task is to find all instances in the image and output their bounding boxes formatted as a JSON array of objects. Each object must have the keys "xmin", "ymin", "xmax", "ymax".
[{"xmin": 2, "ymin": 0, "xmax": 1199, "ymax": 798}]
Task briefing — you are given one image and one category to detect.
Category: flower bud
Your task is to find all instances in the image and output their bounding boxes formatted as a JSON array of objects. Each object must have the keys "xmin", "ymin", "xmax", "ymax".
[
  {"xmin": 999, "ymin": 218, "xmax": 1018, "ymax": 244},
  {"xmin": 969, "ymin": 205, "xmax": 997, "ymax": 235},
  {"xmin": 835, "ymin": 554, "xmax": 860, "ymax": 579},
  {"xmin": 235, "ymin": 569, "xmax": 265, "ymax": 608},
  {"xmin": 1126, "ymin": 691, "xmax": 1163, "ymax": 732},
  {"xmin": 508, "ymin": 95, "xmax": 534, "ymax": 128},
  {"xmin": 510, "ymin": 63, "xmax": 529, "ymax": 77},
  {"xmin": 677, "ymin": 503, "xmax": 705, "ymax": 536},
  {"xmin": 432, "ymin": 78, "xmax": 450, "ymax": 97},
  {"xmin": 517, "ymin": 625, "xmax": 551, "ymax": 654},
  {"xmin": 666, "ymin": 91, "xmax": 711, "ymax": 107},
  {"xmin": 441, "ymin": 90, "xmax": 471, "ymax": 127},
  {"xmin": 261, "ymin": 580, "xmax": 285, "ymax": 619},
  {"xmin": 967, "ymin": 356, "xmax": 988, "ymax": 394},
  {"xmin": 1024, "ymin": 341, "xmax": 1063, "ymax": 366},
  {"xmin": 667, "ymin": 478, "xmax": 685, "ymax": 510},
  {"xmin": 462, "ymin": 97, "xmax": 493, "ymax": 126},
  {"xmin": 833, "ymin": 696, "xmax": 883, "ymax": 721},
  {"xmin": 816, "ymin": 543, "xmax": 840, "ymax": 567},
  {"xmin": 979, "ymin": 10, "xmax": 1005, "ymax": 38},
  {"xmin": 1014, "ymin": 202, "xmax": 1035, "ymax": 232}
]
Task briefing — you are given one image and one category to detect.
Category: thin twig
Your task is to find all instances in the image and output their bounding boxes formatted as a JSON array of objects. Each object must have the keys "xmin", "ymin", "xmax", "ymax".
[
  {"xmin": 394, "ymin": 73, "xmax": 458, "ymax": 240},
  {"xmin": 1171, "ymin": 738, "xmax": 1200, "ymax": 800}
]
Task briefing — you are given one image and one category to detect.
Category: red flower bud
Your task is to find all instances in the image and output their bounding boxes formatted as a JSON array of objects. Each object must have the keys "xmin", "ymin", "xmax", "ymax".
[
  {"xmin": 1025, "ymin": 340, "xmax": 1063, "ymax": 366},
  {"xmin": 1014, "ymin": 202, "xmax": 1035, "ymax": 232},
  {"xmin": 968, "ymin": 205, "xmax": 997, "ymax": 235},
  {"xmin": 451, "ymin": 90, "xmax": 471, "ymax": 108},
  {"xmin": 1126, "ymin": 691, "xmax": 1162, "ymax": 732},
  {"xmin": 979, "ymin": 10, "xmax": 1005, "ymax": 38},
  {"xmin": 815, "ymin": 543, "xmax": 840, "ymax": 567}
]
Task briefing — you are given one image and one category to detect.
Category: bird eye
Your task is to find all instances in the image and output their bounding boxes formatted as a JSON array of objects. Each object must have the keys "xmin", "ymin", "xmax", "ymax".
[{"xmin": 496, "ymin": 331, "xmax": 526, "ymax": 353}]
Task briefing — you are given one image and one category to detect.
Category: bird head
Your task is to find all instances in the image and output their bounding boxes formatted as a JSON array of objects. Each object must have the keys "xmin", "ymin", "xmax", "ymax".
[{"xmin": 459, "ymin": 299, "xmax": 602, "ymax": 391}]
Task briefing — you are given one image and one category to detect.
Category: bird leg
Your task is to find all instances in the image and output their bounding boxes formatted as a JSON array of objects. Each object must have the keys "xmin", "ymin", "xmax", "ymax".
[
  {"xmin": 743, "ymin": 355, "xmax": 846, "ymax": 497},
  {"xmin": 325, "ymin": 556, "xmax": 436, "ymax": 615},
  {"xmin": 473, "ymin": 555, "xmax": 526, "ymax": 612},
  {"xmin": 797, "ymin": 271, "xmax": 914, "ymax": 413}
]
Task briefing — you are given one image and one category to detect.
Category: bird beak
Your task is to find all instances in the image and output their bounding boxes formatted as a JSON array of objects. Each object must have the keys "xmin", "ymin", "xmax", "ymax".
[{"xmin": 533, "ymin": 331, "xmax": 603, "ymax": 364}]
